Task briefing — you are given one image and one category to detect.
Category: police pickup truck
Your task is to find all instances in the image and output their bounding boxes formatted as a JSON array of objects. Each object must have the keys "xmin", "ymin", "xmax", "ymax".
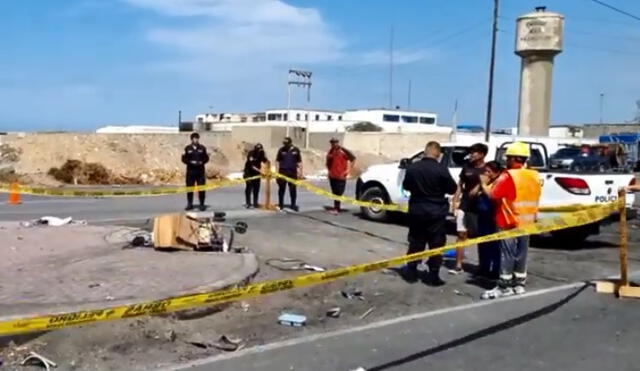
[{"xmin": 355, "ymin": 141, "xmax": 636, "ymax": 244}]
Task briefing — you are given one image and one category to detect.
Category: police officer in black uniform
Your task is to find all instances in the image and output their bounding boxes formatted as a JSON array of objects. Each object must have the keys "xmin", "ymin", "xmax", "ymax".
[
  {"xmin": 181, "ymin": 132, "xmax": 209, "ymax": 211},
  {"xmin": 276, "ymin": 137, "xmax": 302, "ymax": 211},
  {"xmin": 399, "ymin": 141, "xmax": 457, "ymax": 286}
]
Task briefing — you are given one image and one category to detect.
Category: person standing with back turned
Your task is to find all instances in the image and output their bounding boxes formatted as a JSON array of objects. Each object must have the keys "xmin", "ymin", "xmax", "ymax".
[
  {"xmin": 398, "ymin": 141, "xmax": 457, "ymax": 286},
  {"xmin": 181, "ymin": 132, "xmax": 209, "ymax": 211},
  {"xmin": 326, "ymin": 137, "xmax": 356, "ymax": 215},
  {"xmin": 276, "ymin": 137, "xmax": 302, "ymax": 212},
  {"xmin": 481, "ymin": 142, "xmax": 542, "ymax": 299}
]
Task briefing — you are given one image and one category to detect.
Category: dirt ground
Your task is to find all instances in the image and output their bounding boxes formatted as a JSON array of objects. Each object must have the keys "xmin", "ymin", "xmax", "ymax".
[
  {"xmin": 1, "ymin": 210, "xmax": 637, "ymax": 370},
  {"xmin": 0, "ymin": 134, "xmax": 389, "ymax": 186}
]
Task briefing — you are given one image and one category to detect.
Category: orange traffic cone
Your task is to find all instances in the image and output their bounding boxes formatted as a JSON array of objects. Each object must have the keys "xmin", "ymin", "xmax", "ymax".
[{"xmin": 8, "ymin": 182, "xmax": 22, "ymax": 205}]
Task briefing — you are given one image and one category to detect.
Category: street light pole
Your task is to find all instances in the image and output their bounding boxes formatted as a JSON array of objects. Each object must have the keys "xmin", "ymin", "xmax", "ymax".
[
  {"xmin": 287, "ymin": 69, "xmax": 312, "ymax": 148},
  {"xmin": 599, "ymin": 92, "xmax": 605, "ymax": 124}
]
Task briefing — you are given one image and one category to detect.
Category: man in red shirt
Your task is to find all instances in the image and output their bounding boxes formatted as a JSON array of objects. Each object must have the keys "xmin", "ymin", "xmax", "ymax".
[{"xmin": 326, "ymin": 138, "xmax": 356, "ymax": 215}]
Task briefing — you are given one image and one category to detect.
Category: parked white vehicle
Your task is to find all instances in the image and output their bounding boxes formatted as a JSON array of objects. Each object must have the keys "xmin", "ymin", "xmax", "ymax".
[{"xmin": 355, "ymin": 141, "xmax": 636, "ymax": 244}]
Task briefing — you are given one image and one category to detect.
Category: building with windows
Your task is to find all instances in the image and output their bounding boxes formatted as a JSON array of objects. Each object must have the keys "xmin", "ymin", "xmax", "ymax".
[
  {"xmin": 341, "ymin": 108, "xmax": 437, "ymax": 126},
  {"xmin": 194, "ymin": 108, "xmax": 447, "ymax": 134},
  {"xmin": 265, "ymin": 109, "xmax": 343, "ymax": 123}
]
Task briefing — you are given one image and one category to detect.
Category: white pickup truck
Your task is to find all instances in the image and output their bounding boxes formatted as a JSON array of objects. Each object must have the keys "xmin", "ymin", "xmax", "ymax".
[{"xmin": 355, "ymin": 141, "xmax": 636, "ymax": 244}]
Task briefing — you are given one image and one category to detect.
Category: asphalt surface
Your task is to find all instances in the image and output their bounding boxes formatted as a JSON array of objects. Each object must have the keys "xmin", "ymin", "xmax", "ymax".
[
  {"xmin": 173, "ymin": 284, "xmax": 640, "ymax": 371},
  {"xmin": 0, "ymin": 181, "xmax": 356, "ymax": 223}
]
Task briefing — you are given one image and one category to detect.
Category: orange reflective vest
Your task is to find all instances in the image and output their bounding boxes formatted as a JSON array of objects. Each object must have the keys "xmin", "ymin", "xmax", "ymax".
[{"xmin": 501, "ymin": 168, "xmax": 542, "ymax": 227}]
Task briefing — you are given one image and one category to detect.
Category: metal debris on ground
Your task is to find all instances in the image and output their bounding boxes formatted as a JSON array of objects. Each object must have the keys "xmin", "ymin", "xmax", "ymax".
[
  {"xmin": 20, "ymin": 352, "xmax": 57, "ymax": 371},
  {"xmin": 278, "ymin": 313, "xmax": 307, "ymax": 327},
  {"xmin": 164, "ymin": 330, "xmax": 177, "ymax": 342},
  {"xmin": 359, "ymin": 307, "xmax": 375, "ymax": 320},
  {"xmin": 212, "ymin": 335, "xmax": 245, "ymax": 352},
  {"xmin": 185, "ymin": 333, "xmax": 212, "ymax": 349},
  {"xmin": 326, "ymin": 307, "xmax": 341, "ymax": 318},
  {"xmin": 240, "ymin": 302, "xmax": 250, "ymax": 311},
  {"xmin": 266, "ymin": 258, "xmax": 326, "ymax": 272},
  {"xmin": 341, "ymin": 289, "xmax": 365, "ymax": 301}
]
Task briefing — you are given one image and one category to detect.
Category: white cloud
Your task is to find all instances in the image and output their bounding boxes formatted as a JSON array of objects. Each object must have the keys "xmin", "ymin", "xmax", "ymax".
[
  {"xmin": 354, "ymin": 49, "xmax": 431, "ymax": 66},
  {"xmin": 121, "ymin": 0, "xmax": 429, "ymax": 101}
]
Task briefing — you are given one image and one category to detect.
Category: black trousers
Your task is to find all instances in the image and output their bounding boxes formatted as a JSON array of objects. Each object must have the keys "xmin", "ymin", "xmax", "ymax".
[
  {"xmin": 329, "ymin": 178, "xmax": 347, "ymax": 210},
  {"xmin": 186, "ymin": 171, "xmax": 206, "ymax": 206},
  {"xmin": 245, "ymin": 178, "xmax": 261, "ymax": 206},
  {"xmin": 406, "ymin": 214, "xmax": 447, "ymax": 274},
  {"xmin": 276, "ymin": 170, "xmax": 297, "ymax": 208}
]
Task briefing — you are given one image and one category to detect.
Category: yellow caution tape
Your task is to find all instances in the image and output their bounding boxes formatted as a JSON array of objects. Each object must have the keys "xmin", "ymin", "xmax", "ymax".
[
  {"xmin": 0, "ymin": 200, "xmax": 620, "ymax": 336},
  {"xmin": 0, "ymin": 176, "xmax": 261, "ymax": 198},
  {"xmin": 273, "ymin": 174, "xmax": 615, "ymax": 213}
]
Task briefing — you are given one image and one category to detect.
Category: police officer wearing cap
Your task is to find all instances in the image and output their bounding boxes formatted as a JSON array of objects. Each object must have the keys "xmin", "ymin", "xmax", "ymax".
[
  {"xmin": 276, "ymin": 137, "xmax": 302, "ymax": 211},
  {"xmin": 181, "ymin": 132, "xmax": 209, "ymax": 211}
]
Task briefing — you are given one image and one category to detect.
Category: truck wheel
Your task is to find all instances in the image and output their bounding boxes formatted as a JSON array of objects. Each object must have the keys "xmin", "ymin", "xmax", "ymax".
[
  {"xmin": 550, "ymin": 225, "xmax": 591, "ymax": 248},
  {"xmin": 360, "ymin": 186, "xmax": 390, "ymax": 222}
]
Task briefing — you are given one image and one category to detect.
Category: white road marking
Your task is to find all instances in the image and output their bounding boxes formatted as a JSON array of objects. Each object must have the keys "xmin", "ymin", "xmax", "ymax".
[{"xmin": 159, "ymin": 281, "xmax": 592, "ymax": 370}]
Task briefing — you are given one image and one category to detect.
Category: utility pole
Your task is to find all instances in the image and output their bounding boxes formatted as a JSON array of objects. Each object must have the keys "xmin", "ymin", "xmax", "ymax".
[
  {"xmin": 287, "ymin": 69, "xmax": 312, "ymax": 148},
  {"xmin": 599, "ymin": 92, "xmax": 605, "ymax": 124},
  {"xmin": 484, "ymin": 0, "xmax": 499, "ymax": 142},
  {"xmin": 389, "ymin": 26, "xmax": 394, "ymax": 109},
  {"xmin": 452, "ymin": 99, "xmax": 459, "ymax": 137},
  {"xmin": 407, "ymin": 80, "xmax": 412, "ymax": 110}
]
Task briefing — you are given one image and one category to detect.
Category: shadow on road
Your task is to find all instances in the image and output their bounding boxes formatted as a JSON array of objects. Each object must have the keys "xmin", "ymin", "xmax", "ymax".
[{"xmin": 367, "ymin": 283, "xmax": 590, "ymax": 371}]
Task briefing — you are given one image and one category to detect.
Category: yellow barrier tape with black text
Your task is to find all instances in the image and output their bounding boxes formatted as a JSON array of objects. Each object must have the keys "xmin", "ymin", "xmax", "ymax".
[
  {"xmin": 273, "ymin": 173, "xmax": 608, "ymax": 213},
  {"xmin": 0, "ymin": 176, "xmax": 261, "ymax": 198},
  {"xmin": 0, "ymin": 200, "xmax": 620, "ymax": 336}
]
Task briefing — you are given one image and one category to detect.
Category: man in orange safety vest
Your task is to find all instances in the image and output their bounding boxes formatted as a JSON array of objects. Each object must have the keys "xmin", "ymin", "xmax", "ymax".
[{"xmin": 480, "ymin": 142, "xmax": 542, "ymax": 299}]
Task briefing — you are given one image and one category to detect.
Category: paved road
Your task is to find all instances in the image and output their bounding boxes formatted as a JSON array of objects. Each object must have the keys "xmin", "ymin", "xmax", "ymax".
[
  {"xmin": 0, "ymin": 181, "xmax": 356, "ymax": 223},
  {"xmin": 171, "ymin": 284, "xmax": 639, "ymax": 371}
]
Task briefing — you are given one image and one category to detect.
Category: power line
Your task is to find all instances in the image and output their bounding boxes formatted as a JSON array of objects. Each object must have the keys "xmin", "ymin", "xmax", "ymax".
[
  {"xmin": 589, "ymin": 0, "xmax": 640, "ymax": 22},
  {"xmin": 404, "ymin": 18, "xmax": 491, "ymax": 51}
]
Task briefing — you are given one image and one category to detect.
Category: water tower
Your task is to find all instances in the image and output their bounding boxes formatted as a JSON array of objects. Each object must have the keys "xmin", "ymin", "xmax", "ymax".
[{"xmin": 515, "ymin": 6, "xmax": 564, "ymax": 136}]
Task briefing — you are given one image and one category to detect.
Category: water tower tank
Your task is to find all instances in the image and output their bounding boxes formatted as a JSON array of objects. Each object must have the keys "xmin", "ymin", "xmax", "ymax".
[{"xmin": 516, "ymin": 6, "xmax": 564, "ymax": 57}]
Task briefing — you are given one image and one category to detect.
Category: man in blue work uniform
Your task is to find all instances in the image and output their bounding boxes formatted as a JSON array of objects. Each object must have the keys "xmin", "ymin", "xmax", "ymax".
[
  {"xmin": 399, "ymin": 141, "xmax": 457, "ymax": 286},
  {"xmin": 276, "ymin": 137, "xmax": 303, "ymax": 211}
]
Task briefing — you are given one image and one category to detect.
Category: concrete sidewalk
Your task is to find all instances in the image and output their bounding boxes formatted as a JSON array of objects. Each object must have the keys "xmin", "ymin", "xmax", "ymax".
[{"xmin": 0, "ymin": 222, "xmax": 258, "ymax": 319}]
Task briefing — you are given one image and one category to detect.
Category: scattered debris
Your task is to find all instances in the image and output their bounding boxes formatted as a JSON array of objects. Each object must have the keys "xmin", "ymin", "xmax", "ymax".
[
  {"xmin": 20, "ymin": 216, "xmax": 87, "ymax": 228},
  {"xmin": 184, "ymin": 334, "xmax": 244, "ymax": 352},
  {"xmin": 153, "ymin": 212, "xmax": 247, "ymax": 252},
  {"xmin": 164, "ymin": 330, "xmax": 177, "ymax": 342},
  {"xmin": 212, "ymin": 335, "xmax": 245, "ymax": 352},
  {"xmin": 185, "ymin": 333, "xmax": 212, "ymax": 349},
  {"xmin": 105, "ymin": 296, "xmax": 115, "ymax": 301},
  {"xmin": 326, "ymin": 307, "xmax": 341, "ymax": 318},
  {"xmin": 88, "ymin": 283, "xmax": 102, "ymax": 289},
  {"xmin": 130, "ymin": 234, "xmax": 153, "ymax": 248},
  {"xmin": 21, "ymin": 352, "xmax": 57, "ymax": 371},
  {"xmin": 240, "ymin": 302, "xmax": 250, "ymax": 312},
  {"xmin": 278, "ymin": 313, "xmax": 307, "ymax": 327},
  {"xmin": 266, "ymin": 258, "xmax": 326, "ymax": 272},
  {"xmin": 341, "ymin": 289, "xmax": 365, "ymax": 301},
  {"xmin": 359, "ymin": 307, "xmax": 375, "ymax": 320}
]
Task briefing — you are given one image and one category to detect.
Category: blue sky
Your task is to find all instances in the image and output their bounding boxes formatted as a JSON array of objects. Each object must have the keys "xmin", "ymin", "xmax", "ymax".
[{"xmin": 1, "ymin": 0, "xmax": 639, "ymax": 131}]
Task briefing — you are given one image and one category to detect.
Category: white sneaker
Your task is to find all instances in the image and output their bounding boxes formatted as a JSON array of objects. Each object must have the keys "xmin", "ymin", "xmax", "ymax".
[
  {"xmin": 514, "ymin": 285, "xmax": 526, "ymax": 295},
  {"xmin": 481, "ymin": 286, "xmax": 515, "ymax": 300}
]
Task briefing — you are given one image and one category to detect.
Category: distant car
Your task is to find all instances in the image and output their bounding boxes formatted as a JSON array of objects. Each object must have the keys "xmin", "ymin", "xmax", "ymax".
[
  {"xmin": 571, "ymin": 153, "xmax": 612, "ymax": 172},
  {"xmin": 549, "ymin": 147, "xmax": 581, "ymax": 169}
]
